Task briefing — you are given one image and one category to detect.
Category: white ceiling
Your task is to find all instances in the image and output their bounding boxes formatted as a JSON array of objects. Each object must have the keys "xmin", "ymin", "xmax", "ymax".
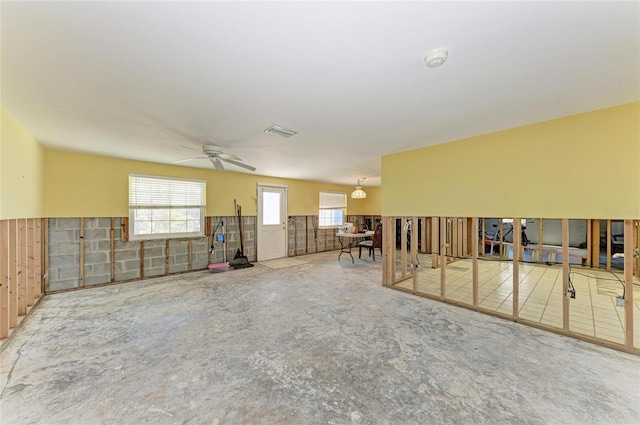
[{"xmin": 2, "ymin": 1, "xmax": 639, "ymax": 187}]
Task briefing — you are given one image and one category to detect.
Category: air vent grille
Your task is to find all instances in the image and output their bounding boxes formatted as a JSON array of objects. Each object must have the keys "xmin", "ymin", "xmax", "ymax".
[{"xmin": 264, "ymin": 125, "xmax": 298, "ymax": 138}]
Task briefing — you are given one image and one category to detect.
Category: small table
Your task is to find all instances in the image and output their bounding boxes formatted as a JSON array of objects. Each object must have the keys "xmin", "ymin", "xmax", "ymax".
[{"xmin": 336, "ymin": 231, "xmax": 374, "ymax": 263}]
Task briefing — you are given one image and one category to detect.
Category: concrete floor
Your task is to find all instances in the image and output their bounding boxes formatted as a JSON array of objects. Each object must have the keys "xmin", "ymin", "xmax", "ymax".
[{"xmin": 1, "ymin": 251, "xmax": 639, "ymax": 424}]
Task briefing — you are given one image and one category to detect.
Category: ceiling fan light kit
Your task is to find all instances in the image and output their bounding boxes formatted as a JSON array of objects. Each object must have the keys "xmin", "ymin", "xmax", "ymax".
[{"xmin": 424, "ymin": 48, "xmax": 448, "ymax": 68}]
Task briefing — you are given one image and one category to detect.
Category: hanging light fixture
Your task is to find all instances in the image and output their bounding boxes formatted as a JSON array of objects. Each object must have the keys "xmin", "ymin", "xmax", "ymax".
[{"xmin": 351, "ymin": 178, "xmax": 366, "ymax": 199}]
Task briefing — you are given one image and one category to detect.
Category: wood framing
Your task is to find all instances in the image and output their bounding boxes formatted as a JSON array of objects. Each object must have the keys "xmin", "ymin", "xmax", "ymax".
[
  {"xmin": 34, "ymin": 219, "xmax": 42, "ymax": 298},
  {"xmin": 140, "ymin": 241, "xmax": 145, "ymax": 278},
  {"xmin": 165, "ymin": 240, "xmax": 170, "ymax": 275},
  {"xmin": 79, "ymin": 217, "xmax": 85, "ymax": 288},
  {"xmin": 440, "ymin": 217, "xmax": 446, "ymax": 298},
  {"xmin": 121, "ymin": 217, "xmax": 129, "ymax": 242},
  {"xmin": 472, "ymin": 218, "xmax": 479, "ymax": 308},
  {"xmin": 498, "ymin": 219, "xmax": 504, "ymax": 259},
  {"xmin": 431, "ymin": 217, "xmax": 439, "ymax": 268},
  {"xmin": 1, "ymin": 221, "xmax": 9, "ymax": 338},
  {"xmin": 401, "ymin": 218, "xmax": 407, "ymax": 279},
  {"xmin": 110, "ymin": 218, "xmax": 115, "ymax": 282},
  {"xmin": 562, "ymin": 219, "xmax": 569, "ymax": 331},
  {"xmin": 586, "ymin": 219, "xmax": 591, "ymax": 267},
  {"xmin": 412, "ymin": 217, "xmax": 418, "ymax": 293},
  {"xmin": 26, "ymin": 219, "xmax": 34, "ymax": 306},
  {"xmin": 606, "ymin": 219, "xmax": 611, "ymax": 271},
  {"xmin": 480, "ymin": 218, "xmax": 486, "ymax": 257},
  {"xmin": 512, "ymin": 218, "xmax": 521, "ymax": 319},
  {"xmin": 188, "ymin": 239, "xmax": 193, "ymax": 270},
  {"xmin": 420, "ymin": 217, "xmax": 427, "ymax": 253},
  {"xmin": 591, "ymin": 220, "xmax": 600, "ymax": 267},
  {"xmin": 43, "ymin": 219, "xmax": 49, "ymax": 294},
  {"xmin": 624, "ymin": 219, "xmax": 634, "ymax": 348},
  {"xmin": 17, "ymin": 219, "xmax": 26, "ymax": 316}
]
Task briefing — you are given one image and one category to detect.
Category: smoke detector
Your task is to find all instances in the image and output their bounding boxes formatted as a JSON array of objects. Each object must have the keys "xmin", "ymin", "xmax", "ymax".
[{"xmin": 424, "ymin": 48, "xmax": 448, "ymax": 68}]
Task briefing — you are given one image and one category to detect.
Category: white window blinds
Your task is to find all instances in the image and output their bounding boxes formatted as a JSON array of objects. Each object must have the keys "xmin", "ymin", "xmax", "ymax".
[
  {"xmin": 129, "ymin": 174, "xmax": 206, "ymax": 208},
  {"xmin": 319, "ymin": 191, "xmax": 346, "ymax": 227},
  {"xmin": 319, "ymin": 192, "xmax": 346, "ymax": 209}
]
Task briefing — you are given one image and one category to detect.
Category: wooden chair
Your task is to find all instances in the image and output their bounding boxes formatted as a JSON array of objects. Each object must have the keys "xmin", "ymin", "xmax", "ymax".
[{"xmin": 359, "ymin": 223, "xmax": 382, "ymax": 261}]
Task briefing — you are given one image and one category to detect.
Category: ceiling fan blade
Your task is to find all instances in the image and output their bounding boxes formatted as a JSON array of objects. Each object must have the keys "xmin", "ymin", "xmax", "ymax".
[
  {"xmin": 179, "ymin": 144, "xmax": 201, "ymax": 153},
  {"xmin": 221, "ymin": 158, "xmax": 256, "ymax": 172},
  {"xmin": 171, "ymin": 156, "xmax": 207, "ymax": 164},
  {"xmin": 216, "ymin": 153, "xmax": 242, "ymax": 161},
  {"xmin": 210, "ymin": 157, "xmax": 224, "ymax": 170}
]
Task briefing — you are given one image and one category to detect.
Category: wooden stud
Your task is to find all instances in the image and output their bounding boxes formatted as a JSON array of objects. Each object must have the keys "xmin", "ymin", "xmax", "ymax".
[
  {"xmin": 498, "ymin": 219, "xmax": 504, "ymax": 259},
  {"xmin": 165, "ymin": 240, "xmax": 170, "ymax": 275},
  {"xmin": 110, "ymin": 218, "xmax": 115, "ymax": 282},
  {"xmin": 401, "ymin": 218, "xmax": 407, "ymax": 279},
  {"xmin": 305, "ymin": 216, "xmax": 309, "ymax": 254},
  {"xmin": 635, "ymin": 220, "xmax": 640, "ymax": 279},
  {"xmin": 539, "ymin": 219, "xmax": 544, "ymax": 264},
  {"xmin": 591, "ymin": 220, "xmax": 600, "ymax": 268},
  {"xmin": 390, "ymin": 217, "xmax": 397, "ymax": 283},
  {"xmin": 480, "ymin": 218, "xmax": 486, "ymax": 257},
  {"xmin": 43, "ymin": 219, "xmax": 49, "ymax": 294},
  {"xmin": 188, "ymin": 239, "xmax": 193, "ymax": 271},
  {"xmin": 26, "ymin": 219, "xmax": 34, "ymax": 306},
  {"xmin": 381, "ymin": 218, "xmax": 388, "ymax": 286},
  {"xmin": 513, "ymin": 218, "xmax": 521, "ymax": 319},
  {"xmin": 624, "ymin": 219, "xmax": 634, "ymax": 348},
  {"xmin": 472, "ymin": 218, "xmax": 479, "ymax": 308},
  {"xmin": 586, "ymin": 219, "xmax": 591, "ymax": 267},
  {"xmin": 121, "ymin": 217, "xmax": 129, "ymax": 242},
  {"xmin": 420, "ymin": 218, "xmax": 427, "ymax": 254},
  {"xmin": 606, "ymin": 219, "xmax": 611, "ymax": 271},
  {"xmin": 562, "ymin": 219, "xmax": 569, "ymax": 331},
  {"xmin": 452, "ymin": 218, "xmax": 458, "ymax": 259},
  {"xmin": 9, "ymin": 221, "xmax": 17, "ymax": 326},
  {"xmin": 140, "ymin": 241, "xmax": 145, "ymax": 278},
  {"xmin": 1, "ymin": 221, "xmax": 9, "ymax": 338},
  {"xmin": 17, "ymin": 219, "xmax": 26, "ymax": 316},
  {"xmin": 412, "ymin": 216, "xmax": 418, "ymax": 293},
  {"xmin": 294, "ymin": 216, "xmax": 298, "ymax": 257},
  {"xmin": 431, "ymin": 217, "xmax": 440, "ymax": 269},
  {"xmin": 34, "ymin": 219, "xmax": 42, "ymax": 298},
  {"xmin": 79, "ymin": 217, "xmax": 85, "ymax": 288},
  {"xmin": 440, "ymin": 217, "xmax": 447, "ymax": 298}
]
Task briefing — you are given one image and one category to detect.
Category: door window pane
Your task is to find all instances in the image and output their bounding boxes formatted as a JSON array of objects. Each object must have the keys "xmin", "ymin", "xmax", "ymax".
[{"xmin": 263, "ymin": 192, "xmax": 281, "ymax": 225}]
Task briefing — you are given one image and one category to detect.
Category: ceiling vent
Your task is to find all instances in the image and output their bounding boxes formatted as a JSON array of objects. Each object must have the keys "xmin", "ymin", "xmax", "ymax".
[{"xmin": 264, "ymin": 125, "xmax": 298, "ymax": 138}]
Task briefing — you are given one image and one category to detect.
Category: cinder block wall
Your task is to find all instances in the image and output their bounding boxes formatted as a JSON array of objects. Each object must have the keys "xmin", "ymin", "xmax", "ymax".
[{"xmin": 47, "ymin": 214, "xmax": 374, "ymax": 292}]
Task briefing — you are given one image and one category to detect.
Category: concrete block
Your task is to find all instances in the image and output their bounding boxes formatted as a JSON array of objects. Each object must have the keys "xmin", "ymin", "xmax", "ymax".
[
  {"xmin": 55, "ymin": 218, "xmax": 80, "ymax": 230},
  {"xmin": 59, "ymin": 267, "xmax": 80, "ymax": 279},
  {"xmin": 175, "ymin": 254, "xmax": 189, "ymax": 265},
  {"xmin": 97, "ymin": 240, "xmax": 112, "ymax": 251},
  {"xmin": 168, "ymin": 263, "xmax": 188, "ymax": 273},
  {"xmin": 50, "ymin": 230, "xmax": 78, "ymax": 244},
  {"xmin": 50, "ymin": 254, "xmax": 77, "ymax": 268},
  {"xmin": 56, "ymin": 241, "xmax": 80, "ymax": 254},
  {"xmin": 144, "ymin": 247, "xmax": 164, "ymax": 258},
  {"xmin": 114, "ymin": 249, "xmax": 138, "ymax": 261},
  {"xmin": 151, "ymin": 257, "xmax": 166, "ymax": 268},
  {"xmin": 122, "ymin": 259, "xmax": 141, "ymax": 272},
  {"xmin": 84, "ymin": 229, "xmax": 109, "ymax": 240},
  {"xmin": 49, "ymin": 279, "xmax": 79, "ymax": 291},
  {"xmin": 89, "ymin": 263, "xmax": 111, "ymax": 275},
  {"xmin": 98, "ymin": 218, "xmax": 112, "ymax": 228},
  {"xmin": 114, "ymin": 270, "xmax": 139, "ymax": 281},
  {"xmin": 84, "ymin": 252, "xmax": 108, "ymax": 265},
  {"xmin": 85, "ymin": 275, "xmax": 109, "ymax": 286},
  {"xmin": 145, "ymin": 267, "xmax": 164, "ymax": 277}
]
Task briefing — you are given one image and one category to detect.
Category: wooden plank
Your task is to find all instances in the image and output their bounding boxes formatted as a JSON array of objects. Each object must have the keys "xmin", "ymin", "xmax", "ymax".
[
  {"xmin": 9, "ymin": 221, "xmax": 17, "ymax": 326},
  {"xmin": 480, "ymin": 218, "xmax": 486, "ymax": 257},
  {"xmin": 513, "ymin": 218, "xmax": 521, "ymax": 319},
  {"xmin": 121, "ymin": 217, "xmax": 129, "ymax": 242},
  {"xmin": 17, "ymin": 219, "xmax": 27, "ymax": 316},
  {"xmin": 452, "ymin": 218, "xmax": 458, "ymax": 259},
  {"xmin": 381, "ymin": 217, "xmax": 388, "ymax": 285},
  {"xmin": 110, "ymin": 218, "xmax": 115, "ymax": 282},
  {"xmin": 539, "ymin": 218, "xmax": 544, "ymax": 264},
  {"xmin": 390, "ymin": 218, "xmax": 397, "ymax": 283},
  {"xmin": 79, "ymin": 217, "xmax": 85, "ymax": 288},
  {"xmin": 420, "ymin": 218, "xmax": 427, "ymax": 254},
  {"xmin": 43, "ymin": 219, "xmax": 49, "ymax": 294},
  {"xmin": 305, "ymin": 216, "xmax": 309, "ymax": 254},
  {"xmin": 586, "ymin": 219, "xmax": 591, "ymax": 267},
  {"xmin": 26, "ymin": 219, "xmax": 34, "ymax": 306},
  {"xmin": 440, "ymin": 217, "xmax": 446, "ymax": 298},
  {"xmin": 1, "ymin": 221, "xmax": 9, "ymax": 338},
  {"xmin": 431, "ymin": 217, "xmax": 439, "ymax": 268},
  {"xmin": 140, "ymin": 241, "xmax": 145, "ymax": 278},
  {"xmin": 165, "ymin": 240, "xmax": 170, "ymax": 275},
  {"xmin": 472, "ymin": 218, "xmax": 479, "ymax": 308},
  {"xmin": 562, "ymin": 219, "xmax": 569, "ymax": 331},
  {"xmin": 624, "ymin": 219, "xmax": 634, "ymax": 348},
  {"xmin": 34, "ymin": 218, "xmax": 42, "ymax": 299},
  {"xmin": 498, "ymin": 219, "xmax": 504, "ymax": 259},
  {"xmin": 606, "ymin": 219, "xmax": 611, "ymax": 271},
  {"xmin": 401, "ymin": 218, "xmax": 407, "ymax": 279},
  {"xmin": 188, "ymin": 239, "xmax": 193, "ymax": 270},
  {"xmin": 412, "ymin": 216, "xmax": 418, "ymax": 293},
  {"xmin": 591, "ymin": 220, "xmax": 600, "ymax": 268},
  {"xmin": 636, "ymin": 220, "xmax": 640, "ymax": 279}
]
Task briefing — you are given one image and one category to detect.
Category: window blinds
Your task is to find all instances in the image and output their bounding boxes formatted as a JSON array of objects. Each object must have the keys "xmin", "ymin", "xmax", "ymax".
[
  {"xmin": 319, "ymin": 192, "xmax": 346, "ymax": 209},
  {"xmin": 129, "ymin": 174, "xmax": 206, "ymax": 208}
]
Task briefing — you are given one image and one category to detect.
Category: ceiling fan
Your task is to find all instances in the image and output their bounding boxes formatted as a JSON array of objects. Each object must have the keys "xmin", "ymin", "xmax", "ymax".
[{"xmin": 173, "ymin": 144, "xmax": 256, "ymax": 172}]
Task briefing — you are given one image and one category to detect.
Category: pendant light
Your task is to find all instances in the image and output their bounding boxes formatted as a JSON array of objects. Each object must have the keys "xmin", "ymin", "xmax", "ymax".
[{"xmin": 351, "ymin": 178, "xmax": 366, "ymax": 199}]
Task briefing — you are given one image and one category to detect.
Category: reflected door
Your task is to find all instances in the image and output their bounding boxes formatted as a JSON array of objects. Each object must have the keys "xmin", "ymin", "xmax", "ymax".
[{"xmin": 257, "ymin": 184, "xmax": 287, "ymax": 261}]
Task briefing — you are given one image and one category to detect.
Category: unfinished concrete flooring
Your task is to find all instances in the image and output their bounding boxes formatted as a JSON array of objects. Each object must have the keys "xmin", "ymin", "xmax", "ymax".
[{"xmin": 1, "ymin": 251, "xmax": 639, "ymax": 424}]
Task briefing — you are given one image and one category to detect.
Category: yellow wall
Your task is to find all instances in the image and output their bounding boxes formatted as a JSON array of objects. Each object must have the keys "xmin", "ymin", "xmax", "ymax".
[
  {"xmin": 0, "ymin": 106, "xmax": 45, "ymax": 219},
  {"xmin": 45, "ymin": 150, "xmax": 380, "ymax": 217},
  {"xmin": 382, "ymin": 102, "xmax": 640, "ymax": 219}
]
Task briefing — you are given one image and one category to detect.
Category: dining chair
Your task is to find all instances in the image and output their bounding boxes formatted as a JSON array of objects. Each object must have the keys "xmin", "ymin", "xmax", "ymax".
[{"xmin": 359, "ymin": 223, "xmax": 382, "ymax": 261}]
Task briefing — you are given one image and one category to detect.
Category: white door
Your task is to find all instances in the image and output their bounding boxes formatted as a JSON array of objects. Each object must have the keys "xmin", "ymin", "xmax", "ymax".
[{"xmin": 257, "ymin": 184, "xmax": 288, "ymax": 261}]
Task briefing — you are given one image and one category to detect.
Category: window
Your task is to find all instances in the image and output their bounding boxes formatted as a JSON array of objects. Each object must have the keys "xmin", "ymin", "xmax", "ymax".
[
  {"xmin": 129, "ymin": 174, "xmax": 206, "ymax": 240},
  {"xmin": 319, "ymin": 191, "xmax": 346, "ymax": 228}
]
